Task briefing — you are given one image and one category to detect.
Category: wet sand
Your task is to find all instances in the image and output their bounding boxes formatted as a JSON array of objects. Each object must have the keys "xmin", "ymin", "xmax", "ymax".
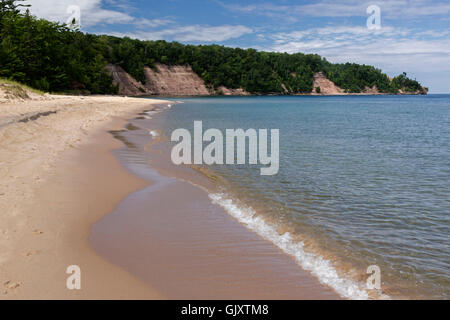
[
  {"xmin": 0, "ymin": 95, "xmax": 168, "ymax": 299},
  {"xmin": 90, "ymin": 108, "xmax": 341, "ymax": 299}
]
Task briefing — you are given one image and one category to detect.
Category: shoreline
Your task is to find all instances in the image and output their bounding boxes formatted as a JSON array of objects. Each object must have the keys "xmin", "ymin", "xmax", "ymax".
[
  {"xmin": 124, "ymin": 100, "xmax": 393, "ymax": 300},
  {"xmin": 89, "ymin": 103, "xmax": 341, "ymax": 299},
  {"xmin": 1, "ymin": 95, "xmax": 338, "ymax": 299},
  {"xmin": 122, "ymin": 92, "xmax": 428, "ymax": 99},
  {"xmin": 0, "ymin": 95, "xmax": 169, "ymax": 299}
]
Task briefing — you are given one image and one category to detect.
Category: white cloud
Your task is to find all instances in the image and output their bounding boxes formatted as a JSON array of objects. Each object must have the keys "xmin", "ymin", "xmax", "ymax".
[
  {"xmin": 24, "ymin": 0, "xmax": 172, "ymax": 29},
  {"xmin": 23, "ymin": 1, "xmax": 250, "ymax": 42},
  {"xmin": 23, "ymin": 0, "xmax": 137, "ymax": 27},
  {"xmin": 272, "ymin": 26, "xmax": 404, "ymax": 43},
  {"xmin": 110, "ymin": 25, "xmax": 253, "ymax": 42},
  {"xmin": 270, "ymin": 25, "xmax": 450, "ymax": 61},
  {"xmin": 136, "ymin": 18, "xmax": 174, "ymax": 28},
  {"xmin": 220, "ymin": 0, "xmax": 450, "ymax": 19}
]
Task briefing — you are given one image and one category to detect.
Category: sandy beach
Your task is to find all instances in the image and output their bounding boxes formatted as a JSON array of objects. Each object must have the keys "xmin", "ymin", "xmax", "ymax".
[
  {"xmin": 0, "ymin": 95, "xmax": 169, "ymax": 299},
  {"xmin": 0, "ymin": 94, "xmax": 340, "ymax": 299}
]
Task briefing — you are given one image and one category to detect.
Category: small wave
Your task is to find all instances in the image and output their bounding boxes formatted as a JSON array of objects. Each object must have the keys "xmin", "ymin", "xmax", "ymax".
[{"xmin": 209, "ymin": 192, "xmax": 374, "ymax": 300}]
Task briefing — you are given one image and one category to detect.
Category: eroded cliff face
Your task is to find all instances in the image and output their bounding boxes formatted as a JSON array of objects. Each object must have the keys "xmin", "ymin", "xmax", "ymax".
[
  {"xmin": 399, "ymin": 87, "xmax": 428, "ymax": 95},
  {"xmin": 311, "ymin": 72, "xmax": 384, "ymax": 95},
  {"xmin": 143, "ymin": 64, "xmax": 211, "ymax": 96},
  {"xmin": 108, "ymin": 63, "xmax": 251, "ymax": 96},
  {"xmin": 106, "ymin": 64, "xmax": 149, "ymax": 96},
  {"xmin": 310, "ymin": 72, "xmax": 427, "ymax": 95},
  {"xmin": 108, "ymin": 65, "xmax": 426, "ymax": 97},
  {"xmin": 312, "ymin": 72, "xmax": 345, "ymax": 95},
  {"xmin": 216, "ymin": 86, "xmax": 250, "ymax": 96}
]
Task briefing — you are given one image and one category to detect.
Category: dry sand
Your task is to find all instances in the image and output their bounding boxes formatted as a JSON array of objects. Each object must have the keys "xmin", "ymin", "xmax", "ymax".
[{"xmin": 0, "ymin": 94, "xmax": 169, "ymax": 299}]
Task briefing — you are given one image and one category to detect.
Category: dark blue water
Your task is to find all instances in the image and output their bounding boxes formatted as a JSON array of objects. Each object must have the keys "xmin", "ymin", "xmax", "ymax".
[{"xmin": 160, "ymin": 95, "xmax": 450, "ymax": 299}]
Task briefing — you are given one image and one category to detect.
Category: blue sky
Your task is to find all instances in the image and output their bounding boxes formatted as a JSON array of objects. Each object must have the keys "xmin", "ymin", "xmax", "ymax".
[{"xmin": 25, "ymin": 1, "xmax": 450, "ymax": 93}]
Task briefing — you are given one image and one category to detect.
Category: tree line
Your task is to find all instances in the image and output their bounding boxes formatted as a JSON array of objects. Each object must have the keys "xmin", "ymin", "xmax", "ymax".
[
  {"xmin": 0, "ymin": 1, "xmax": 426, "ymax": 94},
  {"xmin": 0, "ymin": 0, "xmax": 117, "ymax": 94}
]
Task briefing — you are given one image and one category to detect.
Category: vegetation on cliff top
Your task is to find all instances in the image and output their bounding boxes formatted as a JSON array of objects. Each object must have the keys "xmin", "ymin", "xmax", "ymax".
[{"xmin": 0, "ymin": 1, "xmax": 427, "ymax": 95}]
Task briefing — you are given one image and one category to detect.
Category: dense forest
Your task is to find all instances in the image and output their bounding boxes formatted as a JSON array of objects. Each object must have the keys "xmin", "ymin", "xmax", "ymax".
[{"xmin": 0, "ymin": 0, "xmax": 426, "ymax": 95}]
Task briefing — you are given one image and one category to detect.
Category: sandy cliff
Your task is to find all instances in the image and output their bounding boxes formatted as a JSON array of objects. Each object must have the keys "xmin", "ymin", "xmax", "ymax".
[
  {"xmin": 106, "ymin": 64, "xmax": 149, "ymax": 96},
  {"xmin": 143, "ymin": 64, "xmax": 211, "ymax": 96},
  {"xmin": 312, "ymin": 72, "xmax": 345, "ymax": 95},
  {"xmin": 108, "ymin": 63, "xmax": 251, "ymax": 97},
  {"xmin": 107, "ymin": 64, "xmax": 427, "ymax": 97},
  {"xmin": 217, "ymin": 86, "xmax": 250, "ymax": 96},
  {"xmin": 311, "ymin": 72, "xmax": 427, "ymax": 95}
]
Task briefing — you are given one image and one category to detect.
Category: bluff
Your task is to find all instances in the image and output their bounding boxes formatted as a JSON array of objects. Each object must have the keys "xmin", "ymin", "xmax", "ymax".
[
  {"xmin": 143, "ymin": 64, "xmax": 210, "ymax": 96},
  {"xmin": 108, "ymin": 66, "xmax": 426, "ymax": 97},
  {"xmin": 108, "ymin": 63, "xmax": 250, "ymax": 96}
]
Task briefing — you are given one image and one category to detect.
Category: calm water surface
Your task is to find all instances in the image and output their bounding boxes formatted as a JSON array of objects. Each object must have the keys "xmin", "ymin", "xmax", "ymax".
[{"xmin": 159, "ymin": 95, "xmax": 450, "ymax": 299}]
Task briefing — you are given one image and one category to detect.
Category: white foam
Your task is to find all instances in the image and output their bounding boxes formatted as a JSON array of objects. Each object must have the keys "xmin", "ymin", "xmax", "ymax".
[
  {"xmin": 209, "ymin": 192, "xmax": 374, "ymax": 300},
  {"xmin": 149, "ymin": 130, "xmax": 159, "ymax": 137}
]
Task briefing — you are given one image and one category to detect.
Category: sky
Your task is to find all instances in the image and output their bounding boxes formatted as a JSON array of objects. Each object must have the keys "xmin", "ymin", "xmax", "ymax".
[{"xmin": 24, "ymin": 0, "xmax": 450, "ymax": 93}]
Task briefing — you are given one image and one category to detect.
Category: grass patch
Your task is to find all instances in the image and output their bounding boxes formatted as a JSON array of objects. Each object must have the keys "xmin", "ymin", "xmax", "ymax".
[{"xmin": 0, "ymin": 78, "xmax": 45, "ymax": 96}]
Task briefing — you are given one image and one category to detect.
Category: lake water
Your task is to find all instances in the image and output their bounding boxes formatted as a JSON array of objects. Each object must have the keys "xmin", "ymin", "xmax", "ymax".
[{"xmin": 159, "ymin": 95, "xmax": 450, "ymax": 299}]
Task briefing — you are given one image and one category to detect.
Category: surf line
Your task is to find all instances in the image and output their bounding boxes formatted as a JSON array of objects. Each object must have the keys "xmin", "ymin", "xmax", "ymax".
[{"xmin": 171, "ymin": 120, "xmax": 279, "ymax": 175}]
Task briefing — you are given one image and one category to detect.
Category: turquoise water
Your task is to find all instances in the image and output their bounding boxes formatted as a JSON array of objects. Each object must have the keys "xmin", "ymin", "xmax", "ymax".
[{"xmin": 159, "ymin": 95, "xmax": 450, "ymax": 299}]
